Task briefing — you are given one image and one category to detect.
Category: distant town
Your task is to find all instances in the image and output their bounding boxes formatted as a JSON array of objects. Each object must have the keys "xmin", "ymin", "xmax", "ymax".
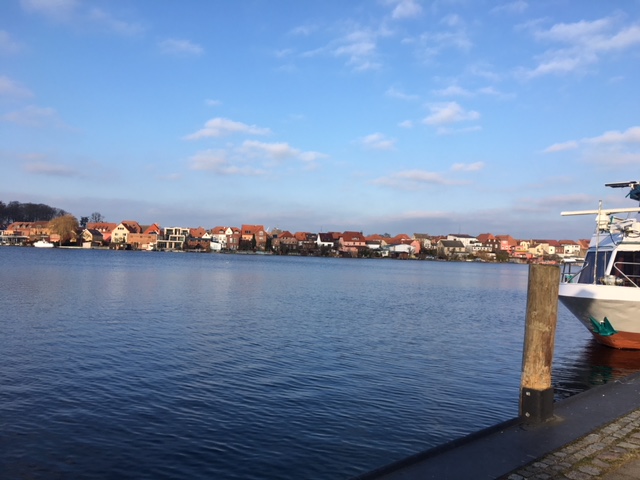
[{"xmin": 1, "ymin": 215, "xmax": 588, "ymax": 263}]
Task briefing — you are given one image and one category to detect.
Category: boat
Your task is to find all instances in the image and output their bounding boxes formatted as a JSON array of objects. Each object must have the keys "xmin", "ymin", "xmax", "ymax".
[
  {"xmin": 559, "ymin": 181, "xmax": 640, "ymax": 349},
  {"xmin": 33, "ymin": 239, "xmax": 55, "ymax": 248}
]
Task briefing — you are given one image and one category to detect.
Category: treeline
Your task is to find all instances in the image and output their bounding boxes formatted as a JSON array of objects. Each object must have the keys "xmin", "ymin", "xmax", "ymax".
[{"xmin": 0, "ymin": 201, "xmax": 68, "ymax": 224}]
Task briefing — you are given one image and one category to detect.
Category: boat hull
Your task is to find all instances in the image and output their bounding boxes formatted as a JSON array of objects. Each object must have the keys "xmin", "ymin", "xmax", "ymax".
[
  {"xmin": 33, "ymin": 241, "xmax": 54, "ymax": 248},
  {"xmin": 559, "ymin": 283, "xmax": 640, "ymax": 349}
]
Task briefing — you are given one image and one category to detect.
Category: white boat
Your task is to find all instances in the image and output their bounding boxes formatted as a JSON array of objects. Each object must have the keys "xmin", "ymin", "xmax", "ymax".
[
  {"xmin": 33, "ymin": 239, "xmax": 55, "ymax": 248},
  {"xmin": 559, "ymin": 181, "xmax": 640, "ymax": 349}
]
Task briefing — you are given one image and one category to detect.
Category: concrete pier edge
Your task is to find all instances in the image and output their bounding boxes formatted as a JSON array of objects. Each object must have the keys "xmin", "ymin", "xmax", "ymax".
[{"xmin": 354, "ymin": 371, "xmax": 640, "ymax": 480}]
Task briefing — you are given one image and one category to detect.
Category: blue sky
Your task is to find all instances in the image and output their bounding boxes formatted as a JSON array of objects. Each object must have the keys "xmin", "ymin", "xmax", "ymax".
[{"xmin": 2, "ymin": 0, "xmax": 640, "ymax": 239}]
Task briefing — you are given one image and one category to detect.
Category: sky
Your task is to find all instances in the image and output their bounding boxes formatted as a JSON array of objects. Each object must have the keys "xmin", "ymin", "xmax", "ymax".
[{"xmin": 2, "ymin": 0, "xmax": 640, "ymax": 240}]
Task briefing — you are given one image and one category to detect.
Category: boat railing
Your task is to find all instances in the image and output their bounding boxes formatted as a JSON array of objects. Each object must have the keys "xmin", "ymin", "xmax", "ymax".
[
  {"xmin": 560, "ymin": 261, "xmax": 587, "ymax": 283},
  {"xmin": 611, "ymin": 261, "xmax": 640, "ymax": 288}
]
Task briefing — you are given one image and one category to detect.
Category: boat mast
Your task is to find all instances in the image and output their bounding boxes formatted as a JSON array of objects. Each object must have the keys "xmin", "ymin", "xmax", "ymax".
[{"xmin": 594, "ymin": 201, "xmax": 601, "ymax": 285}]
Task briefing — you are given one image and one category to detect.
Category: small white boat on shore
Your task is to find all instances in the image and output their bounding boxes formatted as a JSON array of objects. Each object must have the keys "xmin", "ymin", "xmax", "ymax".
[
  {"xmin": 559, "ymin": 181, "xmax": 640, "ymax": 349},
  {"xmin": 33, "ymin": 239, "xmax": 55, "ymax": 248}
]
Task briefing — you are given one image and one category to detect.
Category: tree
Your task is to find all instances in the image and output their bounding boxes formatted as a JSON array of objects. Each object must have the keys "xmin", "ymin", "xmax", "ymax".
[
  {"xmin": 89, "ymin": 212, "xmax": 105, "ymax": 223},
  {"xmin": 49, "ymin": 214, "xmax": 80, "ymax": 245},
  {"xmin": 79, "ymin": 216, "xmax": 89, "ymax": 228}
]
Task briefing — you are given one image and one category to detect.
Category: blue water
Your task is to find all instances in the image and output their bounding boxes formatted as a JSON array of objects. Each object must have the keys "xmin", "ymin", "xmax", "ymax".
[{"xmin": 1, "ymin": 248, "xmax": 638, "ymax": 479}]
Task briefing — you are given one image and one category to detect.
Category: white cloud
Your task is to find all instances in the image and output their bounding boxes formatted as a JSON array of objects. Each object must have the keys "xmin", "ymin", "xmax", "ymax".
[
  {"xmin": 386, "ymin": 86, "xmax": 420, "ymax": 101},
  {"xmin": 434, "ymin": 85, "xmax": 472, "ymax": 97},
  {"xmin": 188, "ymin": 149, "xmax": 266, "ymax": 176},
  {"xmin": 241, "ymin": 140, "xmax": 300, "ymax": 160},
  {"xmin": 423, "ymin": 102, "xmax": 480, "ymax": 126},
  {"xmin": 388, "ymin": 0, "xmax": 423, "ymax": 20},
  {"xmin": 451, "ymin": 162, "xmax": 485, "ymax": 172},
  {"xmin": 361, "ymin": 133, "xmax": 396, "ymax": 150},
  {"xmin": 20, "ymin": 0, "xmax": 78, "ymax": 20},
  {"xmin": 290, "ymin": 25, "xmax": 317, "ymax": 36},
  {"xmin": 491, "ymin": 1, "xmax": 528, "ymax": 15},
  {"xmin": 399, "ymin": 120, "xmax": 414, "ymax": 128},
  {"xmin": 21, "ymin": 0, "xmax": 143, "ymax": 35},
  {"xmin": 543, "ymin": 141, "xmax": 579, "ymax": 153},
  {"xmin": 205, "ymin": 99, "xmax": 221, "ymax": 107},
  {"xmin": 373, "ymin": 169, "xmax": 463, "ymax": 190},
  {"xmin": 2, "ymin": 105, "xmax": 62, "ymax": 127},
  {"xmin": 543, "ymin": 126, "xmax": 640, "ymax": 166},
  {"xmin": 241, "ymin": 140, "xmax": 328, "ymax": 166},
  {"xmin": 24, "ymin": 160, "xmax": 79, "ymax": 177},
  {"xmin": 522, "ymin": 16, "xmax": 640, "ymax": 78},
  {"xmin": 0, "ymin": 30, "xmax": 24, "ymax": 55},
  {"xmin": 0, "ymin": 76, "xmax": 34, "ymax": 99},
  {"xmin": 299, "ymin": 151, "xmax": 328, "ymax": 163},
  {"xmin": 88, "ymin": 8, "xmax": 144, "ymax": 36},
  {"xmin": 334, "ymin": 30, "xmax": 379, "ymax": 71},
  {"xmin": 159, "ymin": 38, "xmax": 204, "ymax": 56},
  {"xmin": 184, "ymin": 117, "xmax": 270, "ymax": 140},
  {"xmin": 586, "ymin": 126, "xmax": 640, "ymax": 145},
  {"xmin": 413, "ymin": 16, "xmax": 472, "ymax": 59}
]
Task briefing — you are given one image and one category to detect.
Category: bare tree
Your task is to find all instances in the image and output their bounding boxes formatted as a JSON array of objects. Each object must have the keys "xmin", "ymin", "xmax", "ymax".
[{"xmin": 89, "ymin": 212, "xmax": 105, "ymax": 223}]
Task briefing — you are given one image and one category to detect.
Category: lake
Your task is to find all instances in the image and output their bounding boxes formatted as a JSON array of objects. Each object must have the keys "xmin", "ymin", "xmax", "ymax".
[{"xmin": 2, "ymin": 248, "xmax": 640, "ymax": 479}]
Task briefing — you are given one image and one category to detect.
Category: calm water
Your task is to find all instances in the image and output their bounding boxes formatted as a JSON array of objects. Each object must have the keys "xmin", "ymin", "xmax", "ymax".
[{"xmin": 2, "ymin": 248, "xmax": 640, "ymax": 479}]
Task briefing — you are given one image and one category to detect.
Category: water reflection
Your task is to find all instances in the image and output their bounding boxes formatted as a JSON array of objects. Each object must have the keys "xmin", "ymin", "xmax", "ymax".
[{"xmin": 554, "ymin": 339, "xmax": 640, "ymax": 400}]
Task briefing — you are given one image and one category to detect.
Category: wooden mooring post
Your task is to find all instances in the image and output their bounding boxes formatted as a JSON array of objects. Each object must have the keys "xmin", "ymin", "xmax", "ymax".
[{"xmin": 520, "ymin": 264, "xmax": 560, "ymax": 424}]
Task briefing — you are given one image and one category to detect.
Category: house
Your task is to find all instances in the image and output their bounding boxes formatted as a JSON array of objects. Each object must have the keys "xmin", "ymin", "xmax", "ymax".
[
  {"xmin": 316, "ymin": 232, "xmax": 338, "ymax": 251},
  {"xmin": 272, "ymin": 230, "xmax": 297, "ymax": 253},
  {"xmin": 294, "ymin": 232, "xmax": 318, "ymax": 252},
  {"xmin": 385, "ymin": 243, "xmax": 416, "ymax": 259},
  {"xmin": 81, "ymin": 228, "xmax": 104, "ymax": 247},
  {"xmin": 157, "ymin": 227, "xmax": 189, "ymax": 250},
  {"xmin": 86, "ymin": 222, "xmax": 118, "ymax": 244},
  {"xmin": 530, "ymin": 239, "xmax": 561, "ymax": 257},
  {"xmin": 365, "ymin": 236, "xmax": 384, "ymax": 251},
  {"xmin": 209, "ymin": 226, "xmax": 241, "ymax": 251},
  {"xmin": 558, "ymin": 240, "xmax": 581, "ymax": 257},
  {"xmin": 413, "ymin": 233, "xmax": 432, "ymax": 249},
  {"xmin": 437, "ymin": 239, "xmax": 466, "ymax": 258},
  {"xmin": 128, "ymin": 223, "xmax": 161, "ymax": 250},
  {"xmin": 338, "ymin": 231, "xmax": 367, "ymax": 256},
  {"xmin": 2, "ymin": 221, "xmax": 31, "ymax": 245},
  {"xmin": 111, "ymin": 221, "xmax": 142, "ymax": 245},
  {"xmin": 447, "ymin": 233, "xmax": 478, "ymax": 248},
  {"xmin": 240, "ymin": 224, "xmax": 269, "ymax": 250},
  {"xmin": 476, "ymin": 233, "xmax": 496, "ymax": 244},
  {"xmin": 386, "ymin": 236, "xmax": 421, "ymax": 256},
  {"xmin": 496, "ymin": 235, "xmax": 518, "ymax": 253}
]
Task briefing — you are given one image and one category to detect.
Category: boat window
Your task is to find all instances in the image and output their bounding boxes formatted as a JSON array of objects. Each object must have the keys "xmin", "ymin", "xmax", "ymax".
[
  {"xmin": 612, "ymin": 251, "xmax": 640, "ymax": 286},
  {"xmin": 578, "ymin": 250, "xmax": 612, "ymax": 284}
]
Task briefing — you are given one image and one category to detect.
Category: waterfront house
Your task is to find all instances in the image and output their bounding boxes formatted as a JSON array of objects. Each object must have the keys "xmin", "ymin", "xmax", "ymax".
[
  {"xmin": 339, "ymin": 231, "xmax": 367, "ymax": 256},
  {"xmin": 157, "ymin": 227, "xmax": 189, "ymax": 251},
  {"xmin": 240, "ymin": 224, "xmax": 269, "ymax": 250},
  {"xmin": 209, "ymin": 226, "xmax": 241, "ymax": 251},
  {"xmin": 86, "ymin": 222, "xmax": 117, "ymax": 244},
  {"xmin": 558, "ymin": 240, "xmax": 581, "ymax": 257},
  {"xmin": 413, "ymin": 233, "xmax": 432, "ymax": 249},
  {"xmin": 81, "ymin": 228, "xmax": 104, "ymax": 247},
  {"xmin": 316, "ymin": 232, "xmax": 337, "ymax": 251},
  {"xmin": 447, "ymin": 233, "xmax": 478, "ymax": 248},
  {"xmin": 273, "ymin": 230, "xmax": 297, "ymax": 253},
  {"xmin": 111, "ymin": 221, "xmax": 142, "ymax": 245},
  {"xmin": 294, "ymin": 232, "xmax": 318, "ymax": 252},
  {"xmin": 496, "ymin": 235, "xmax": 518, "ymax": 253},
  {"xmin": 437, "ymin": 239, "xmax": 466, "ymax": 258},
  {"xmin": 128, "ymin": 224, "xmax": 161, "ymax": 250}
]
